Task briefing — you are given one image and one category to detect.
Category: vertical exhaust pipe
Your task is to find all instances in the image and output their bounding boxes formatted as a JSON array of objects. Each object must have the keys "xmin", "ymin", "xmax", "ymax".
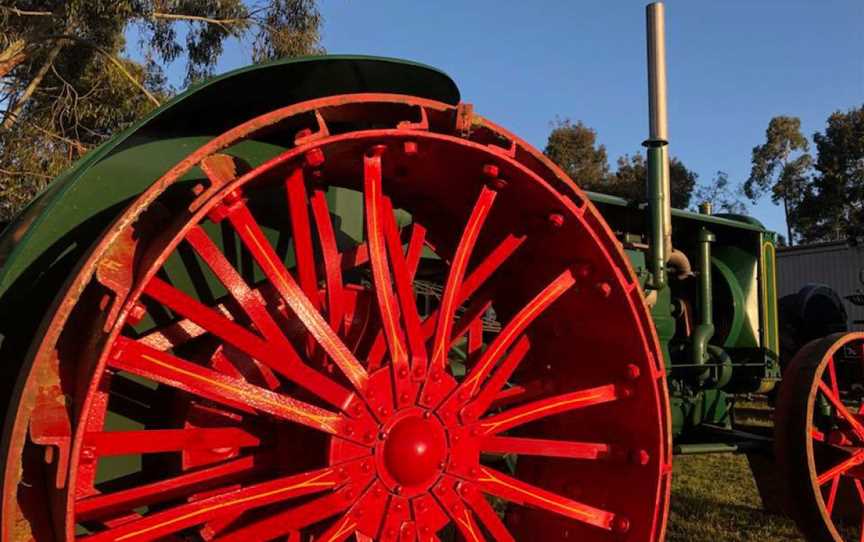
[{"xmin": 645, "ymin": 1, "xmax": 672, "ymax": 290}]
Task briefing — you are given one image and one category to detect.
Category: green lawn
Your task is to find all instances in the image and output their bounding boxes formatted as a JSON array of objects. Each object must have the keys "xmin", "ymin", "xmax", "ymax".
[{"xmin": 668, "ymin": 454, "xmax": 803, "ymax": 541}]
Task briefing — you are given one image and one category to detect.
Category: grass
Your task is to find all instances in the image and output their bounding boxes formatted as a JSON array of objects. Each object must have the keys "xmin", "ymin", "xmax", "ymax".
[{"xmin": 668, "ymin": 453, "xmax": 803, "ymax": 541}]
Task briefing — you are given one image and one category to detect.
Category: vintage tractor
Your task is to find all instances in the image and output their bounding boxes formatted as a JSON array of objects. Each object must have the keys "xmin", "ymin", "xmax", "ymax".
[{"xmin": 0, "ymin": 3, "xmax": 860, "ymax": 541}]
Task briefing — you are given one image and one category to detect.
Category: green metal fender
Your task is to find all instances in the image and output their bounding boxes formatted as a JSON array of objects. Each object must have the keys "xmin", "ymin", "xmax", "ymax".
[{"xmin": 0, "ymin": 55, "xmax": 459, "ymax": 406}]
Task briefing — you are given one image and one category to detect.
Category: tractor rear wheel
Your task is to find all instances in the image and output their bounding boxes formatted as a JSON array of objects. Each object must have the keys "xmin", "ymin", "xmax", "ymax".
[
  {"xmin": 776, "ymin": 332, "xmax": 864, "ymax": 541},
  {"xmin": 2, "ymin": 95, "xmax": 671, "ymax": 541}
]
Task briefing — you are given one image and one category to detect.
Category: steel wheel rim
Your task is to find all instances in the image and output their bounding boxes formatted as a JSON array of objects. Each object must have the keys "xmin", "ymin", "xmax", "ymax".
[
  {"xmin": 777, "ymin": 332, "xmax": 864, "ymax": 542},
  {"xmin": 3, "ymin": 95, "xmax": 671, "ymax": 541}
]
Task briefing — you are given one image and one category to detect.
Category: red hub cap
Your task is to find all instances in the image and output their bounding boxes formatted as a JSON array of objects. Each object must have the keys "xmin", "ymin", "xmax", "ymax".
[{"xmin": 382, "ymin": 414, "xmax": 445, "ymax": 488}]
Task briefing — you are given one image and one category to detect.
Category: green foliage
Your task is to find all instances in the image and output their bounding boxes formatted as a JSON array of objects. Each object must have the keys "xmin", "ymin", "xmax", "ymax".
[
  {"xmin": 609, "ymin": 153, "xmax": 697, "ymax": 209},
  {"xmin": 0, "ymin": 0, "xmax": 322, "ymax": 221},
  {"xmin": 795, "ymin": 105, "xmax": 864, "ymax": 243},
  {"xmin": 692, "ymin": 171, "xmax": 747, "ymax": 215},
  {"xmin": 745, "ymin": 116, "xmax": 812, "ymax": 244},
  {"xmin": 543, "ymin": 118, "xmax": 609, "ymax": 191},
  {"xmin": 543, "ymin": 118, "xmax": 696, "ymax": 208}
]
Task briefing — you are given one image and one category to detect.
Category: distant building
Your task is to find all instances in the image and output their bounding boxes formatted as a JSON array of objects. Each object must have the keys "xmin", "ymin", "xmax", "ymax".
[{"xmin": 777, "ymin": 240, "xmax": 864, "ymax": 329}]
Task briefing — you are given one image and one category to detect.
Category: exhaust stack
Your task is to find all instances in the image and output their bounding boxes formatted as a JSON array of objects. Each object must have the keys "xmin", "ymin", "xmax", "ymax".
[{"xmin": 645, "ymin": 1, "xmax": 672, "ymax": 290}]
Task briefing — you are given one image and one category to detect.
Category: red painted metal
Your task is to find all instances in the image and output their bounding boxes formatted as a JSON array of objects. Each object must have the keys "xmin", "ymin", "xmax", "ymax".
[
  {"xmin": 2, "ymin": 94, "xmax": 671, "ymax": 541},
  {"xmin": 776, "ymin": 332, "xmax": 864, "ymax": 541}
]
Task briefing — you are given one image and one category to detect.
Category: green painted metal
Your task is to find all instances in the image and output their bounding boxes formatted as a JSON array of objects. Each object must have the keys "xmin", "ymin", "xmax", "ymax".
[
  {"xmin": 0, "ymin": 56, "xmax": 459, "ymax": 312},
  {"xmin": 0, "ymin": 56, "xmax": 460, "ymax": 431},
  {"xmin": 645, "ymin": 145, "xmax": 668, "ymax": 290},
  {"xmin": 692, "ymin": 226, "xmax": 716, "ymax": 374}
]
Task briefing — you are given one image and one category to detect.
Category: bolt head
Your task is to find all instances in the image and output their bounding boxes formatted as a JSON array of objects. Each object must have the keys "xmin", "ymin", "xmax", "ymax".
[
  {"xmin": 404, "ymin": 141, "xmax": 418, "ymax": 155},
  {"xmin": 613, "ymin": 516, "xmax": 631, "ymax": 534},
  {"xmin": 548, "ymin": 212, "xmax": 565, "ymax": 228},
  {"xmin": 625, "ymin": 363, "xmax": 641, "ymax": 380},
  {"xmin": 488, "ymin": 177, "xmax": 508, "ymax": 190},
  {"xmin": 305, "ymin": 147, "xmax": 325, "ymax": 168},
  {"xmin": 630, "ymin": 449, "xmax": 651, "ymax": 466},
  {"xmin": 224, "ymin": 189, "xmax": 243, "ymax": 205},
  {"xmin": 575, "ymin": 263, "xmax": 593, "ymax": 278},
  {"xmin": 595, "ymin": 281, "xmax": 612, "ymax": 298},
  {"xmin": 367, "ymin": 144, "xmax": 387, "ymax": 158},
  {"xmin": 482, "ymin": 163, "xmax": 500, "ymax": 178}
]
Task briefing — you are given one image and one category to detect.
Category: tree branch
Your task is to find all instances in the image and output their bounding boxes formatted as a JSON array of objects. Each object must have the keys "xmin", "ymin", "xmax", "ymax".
[
  {"xmin": 0, "ymin": 6, "xmax": 55, "ymax": 18},
  {"xmin": 0, "ymin": 39, "xmax": 27, "ymax": 78},
  {"xmin": 36, "ymin": 35, "xmax": 161, "ymax": 108},
  {"xmin": 0, "ymin": 167, "xmax": 53, "ymax": 180},
  {"xmin": 151, "ymin": 12, "xmax": 250, "ymax": 31},
  {"xmin": 2, "ymin": 39, "xmax": 63, "ymax": 129}
]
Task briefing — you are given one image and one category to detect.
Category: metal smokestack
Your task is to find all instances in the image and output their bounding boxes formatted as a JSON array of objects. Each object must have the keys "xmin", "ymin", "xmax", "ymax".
[
  {"xmin": 647, "ymin": 2, "xmax": 669, "ymax": 143},
  {"xmin": 645, "ymin": 1, "xmax": 672, "ymax": 290}
]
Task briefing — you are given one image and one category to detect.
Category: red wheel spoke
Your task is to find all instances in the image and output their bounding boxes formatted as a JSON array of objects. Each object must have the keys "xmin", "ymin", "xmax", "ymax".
[
  {"xmin": 451, "ymin": 298, "xmax": 492, "ymax": 350},
  {"xmin": 451, "ymin": 508, "xmax": 486, "ymax": 542},
  {"xmin": 378, "ymin": 495, "xmax": 411, "ymax": 542},
  {"xmin": 322, "ymin": 482, "xmax": 387, "ymax": 541},
  {"xmin": 462, "ymin": 270, "xmax": 575, "ymax": 397},
  {"xmin": 82, "ymin": 428, "xmax": 259, "ymax": 457},
  {"xmin": 365, "ymin": 224, "xmax": 425, "ymax": 371},
  {"xmin": 213, "ymin": 490, "xmax": 352, "ymax": 542},
  {"xmin": 817, "ymin": 450, "xmax": 864, "ymax": 486},
  {"xmin": 480, "ymin": 435, "xmax": 611, "ymax": 460},
  {"xmin": 461, "ymin": 485, "xmax": 516, "ymax": 542},
  {"xmin": 827, "ymin": 355, "xmax": 840, "ymax": 397},
  {"xmin": 431, "ymin": 186, "xmax": 497, "ymax": 373},
  {"xmin": 109, "ymin": 337, "xmax": 342, "ymax": 435},
  {"xmin": 212, "ymin": 344, "xmax": 281, "ymax": 390},
  {"xmin": 433, "ymin": 480, "xmax": 487, "ymax": 542},
  {"xmin": 186, "ymin": 225, "xmax": 294, "ymax": 347},
  {"xmin": 80, "ymin": 466, "xmax": 342, "ymax": 542},
  {"xmin": 144, "ymin": 276, "xmax": 351, "ymax": 408},
  {"xmin": 363, "ymin": 150, "xmax": 410, "ymax": 391},
  {"xmin": 76, "ymin": 455, "xmax": 264, "ymax": 521},
  {"xmin": 310, "ymin": 188, "xmax": 347, "ymax": 335},
  {"xmin": 228, "ymin": 204, "xmax": 369, "ymax": 392},
  {"xmin": 403, "ymin": 222, "xmax": 427, "ymax": 276},
  {"xmin": 285, "ymin": 168, "xmax": 322, "ymax": 310},
  {"xmin": 382, "ymin": 198, "xmax": 428, "ymax": 376},
  {"xmin": 459, "ymin": 233, "xmax": 526, "ymax": 303},
  {"xmin": 315, "ymin": 515, "xmax": 357, "ymax": 542},
  {"xmin": 370, "ymin": 232, "xmax": 524, "ymax": 371},
  {"xmin": 466, "ymin": 336, "xmax": 531, "ymax": 418},
  {"xmin": 478, "ymin": 383, "xmax": 622, "ymax": 435},
  {"xmin": 336, "ymin": 223, "xmax": 419, "ymax": 273},
  {"xmin": 826, "ymin": 475, "xmax": 840, "ymax": 514},
  {"xmin": 475, "ymin": 466, "xmax": 616, "ymax": 531},
  {"xmin": 818, "ymin": 380, "xmax": 864, "ymax": 441}
]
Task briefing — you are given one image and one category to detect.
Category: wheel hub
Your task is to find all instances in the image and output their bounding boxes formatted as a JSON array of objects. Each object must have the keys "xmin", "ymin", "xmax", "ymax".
[{"xmin": 382, "ymin": 414, "xmax": 446, "ymax": 487}]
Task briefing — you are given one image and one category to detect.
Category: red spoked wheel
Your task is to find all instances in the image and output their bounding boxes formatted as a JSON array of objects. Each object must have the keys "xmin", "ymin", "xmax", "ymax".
[
  {"xmin": 776, "ymin": 332, "xmax": 864, "ymax": 541},
  {"xmin": 2, "ymin": 95, "xmax": 670, "ymax": 541}
]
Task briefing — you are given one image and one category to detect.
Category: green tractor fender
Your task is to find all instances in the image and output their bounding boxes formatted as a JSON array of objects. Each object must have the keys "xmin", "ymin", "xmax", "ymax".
[{"xmin": 0, "ymin": 55, "xmax": 459, "ymax": 399}]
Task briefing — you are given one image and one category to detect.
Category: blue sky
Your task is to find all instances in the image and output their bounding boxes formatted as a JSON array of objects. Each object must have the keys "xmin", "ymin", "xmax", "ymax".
[{"xmin": 142, "ymin": 1, "xmax": 863, "ymax": 237}]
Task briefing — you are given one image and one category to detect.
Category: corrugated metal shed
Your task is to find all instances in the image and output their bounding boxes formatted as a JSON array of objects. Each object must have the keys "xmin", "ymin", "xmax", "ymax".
[{"xmin": 777, "ymin": 240, "xmax": 864, "ymax": 326}]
